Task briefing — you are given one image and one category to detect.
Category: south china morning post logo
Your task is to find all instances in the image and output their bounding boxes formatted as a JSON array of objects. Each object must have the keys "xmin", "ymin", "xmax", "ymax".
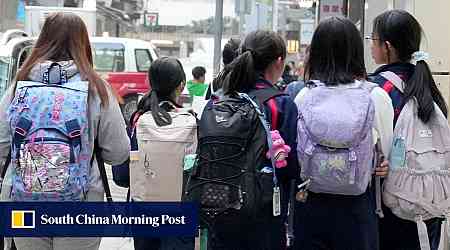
[
  {"xmin": 1, "ymin": 202, "xmax": 198, "ymax": 237},
  {"xmin": 11, "ymin": 210, "xmax": 35, "ymax": 229},
  {"xmin": 38, "ymin": 213, "xmax": 187, "ymax": 227}
]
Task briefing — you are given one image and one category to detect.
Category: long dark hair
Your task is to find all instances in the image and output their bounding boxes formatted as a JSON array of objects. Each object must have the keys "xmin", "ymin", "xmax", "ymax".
[
  {"xmin": 305, "ymin": 17, "xmax": 366, "ymax": 85},
  {"xmin": 133, "ymin": 57, "xmax": 185, "ymax": 127},
  {"xmin": 16, "ymin": 12, "xmax": 109, "ymax": 105},
  {"xmin": 215, "ymin": 30, "xmax": 286, "ymax": 94},
  {"xmin": 374, "ymin": 10, "xmax": 448, "ymax": 123}
]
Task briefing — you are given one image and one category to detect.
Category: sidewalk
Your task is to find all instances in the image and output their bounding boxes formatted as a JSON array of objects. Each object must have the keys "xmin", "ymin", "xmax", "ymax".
[
  {"xmin": 99, "ymin": 237, "xmax": 133, "ymax": 250},
  {"xmin": 98, "ymin": 165, "xmax": 133, "ymax": 250},
  {"xmin": 99, "ymin": 166, "xmax": 201, "ymax": 250}
]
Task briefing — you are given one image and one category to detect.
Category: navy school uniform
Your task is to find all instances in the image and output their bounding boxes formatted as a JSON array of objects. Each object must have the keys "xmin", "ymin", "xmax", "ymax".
[{"xmin": 293, "ymin": 180, "xmax": 379, "ymax": 250}]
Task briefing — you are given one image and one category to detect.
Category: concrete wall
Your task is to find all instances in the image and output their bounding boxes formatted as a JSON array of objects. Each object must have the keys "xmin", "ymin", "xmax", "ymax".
[
  {"xmin": 362, "ymin": 0, "xmax": 450, "ymax": 106},
  {"xmin": 414, "ymin": 0, "xmax": 450, "ymax": 106}
]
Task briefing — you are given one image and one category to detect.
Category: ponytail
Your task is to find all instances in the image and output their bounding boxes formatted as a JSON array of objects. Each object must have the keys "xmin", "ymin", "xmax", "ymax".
[
  {"xmin": 130, "ymin": 57, "xmax": 185, "ymax": 127},
  {"xmin": 404, "ymin": 60, "xmax": 448, "ymax": 123},
  {"xmin": 214, "ymin": 31, "xmax": 286, "ymax": 94},
  {"xmin": 132, "ymin": 91, "xmax": 176, "ymax": 127},
  {"xmin": 225, "ymin": 51, "xmax": 256, "ymax": 94}
]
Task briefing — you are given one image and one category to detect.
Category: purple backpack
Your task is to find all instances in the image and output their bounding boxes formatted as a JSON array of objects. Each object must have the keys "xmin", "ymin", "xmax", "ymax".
[{"xmin": 297, "ymin": 81, "xmax": 376, "ymax": 195}]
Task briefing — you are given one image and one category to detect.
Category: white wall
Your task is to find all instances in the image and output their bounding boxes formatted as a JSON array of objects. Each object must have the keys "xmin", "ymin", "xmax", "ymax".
[
  {"xmin": 364, "ymin": 0, "xmax": 450, "ymax": 106},
  {"xmin": 83, "ymin": 0, "xmax": 96, "ymax": 9},
  {"xmin": 414, "ymin": 0, "xmax": 450, "ymax": 106}
]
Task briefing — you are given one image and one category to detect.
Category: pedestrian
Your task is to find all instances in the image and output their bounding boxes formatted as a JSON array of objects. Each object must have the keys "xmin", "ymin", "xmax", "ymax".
[
  {"xmin": 184, "ymin": 30, "xmax": 299, "ymax": 250},
  {"xmin": 285, "ymin": 47, "xmax": 310, "ymax": 100},
  {"xmin": 293, "ymin": 17, "xmax": 393, "ymax": 250},
  {"xmin": 205, "ymin": 37, "xmax": 241, "ymax": 99},
  {"xmin": 187, "ymin": 66, "xmax": 208, "ymax": 97},
  {"xmin": 368, "ymin": 10, "xmax": 448, "ymax": 250},
  {"xmin": 276, "ymin": 64, "xmax": 297, "ymax": 91},
  {"xmin": 0, "ymin": 12, "xmax": 130, "ymax": 250},
  {"xmin": 222, "ymin": 38, "xmax": 241, "ymax": 66},
  {"xmin": 122, "ymin": 57, "xmax": 196, "ymax": 250}
]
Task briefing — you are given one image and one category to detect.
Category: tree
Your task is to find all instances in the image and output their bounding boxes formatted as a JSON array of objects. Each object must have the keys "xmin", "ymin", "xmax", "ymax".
[{"xmin": 189, "ymin": 16, "xmax": 238, "ymax": 35}]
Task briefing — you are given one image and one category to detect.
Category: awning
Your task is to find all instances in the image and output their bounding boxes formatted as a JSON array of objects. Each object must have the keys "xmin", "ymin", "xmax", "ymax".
[{"xmin": 96, "ymin": 4, "xmax": 133, "ymax": 26}]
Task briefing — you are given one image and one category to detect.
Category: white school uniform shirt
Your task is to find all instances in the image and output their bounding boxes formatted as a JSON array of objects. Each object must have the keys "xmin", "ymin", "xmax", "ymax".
[{"xmin": 294, "ymin": 80, "xmax": 394, "ymax": 157}]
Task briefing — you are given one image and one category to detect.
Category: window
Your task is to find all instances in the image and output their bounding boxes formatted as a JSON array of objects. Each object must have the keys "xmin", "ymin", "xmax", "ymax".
[
  {"xmin": 92, "ymin": 43, "xmax": 125, "ymax": 72},
  {"xmin": 0, "ymin": 57, "xmax": 11, "ymax": 98},
  {"xmin": 135, "ymin": 49, "xmax": 153, "ymax": 72},
  {"xmin": 18, "ymin": 46, "xmax": 33, "ymax": 69}
]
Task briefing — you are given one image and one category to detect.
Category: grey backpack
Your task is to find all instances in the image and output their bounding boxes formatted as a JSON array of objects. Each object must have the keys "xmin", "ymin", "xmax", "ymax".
[
  {"xmin": 130, "ymin": 108, "xmax": 197, "ymax": 202},
  {"xmin": 381, "ymin": 71, "xmax": 450, "ymax": 250}
]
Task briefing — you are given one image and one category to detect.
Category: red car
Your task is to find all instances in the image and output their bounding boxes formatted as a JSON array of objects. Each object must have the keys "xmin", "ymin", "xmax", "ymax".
[
  {"xmin": 1, "ymin": 33, "xmax": 160, "ymax": 124},
  {"xmin": 91, "ymin": 37, "xmax": 159, "ymax": 123}
]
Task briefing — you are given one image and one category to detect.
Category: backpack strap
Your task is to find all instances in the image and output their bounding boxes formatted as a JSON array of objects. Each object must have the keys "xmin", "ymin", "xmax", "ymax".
[
  {"xmin": 241, "ymin": 93, "xmax": 281, "ymax": 216},
  {"xmin": 0, "ymin": 150, "xmax": 11, "ymax": 183},
  {"xmin": 380, "ymin": 71, "xmax": 405, "ymax": 93},
  {"xmin": 287, "ymin": 179, "xmax": 296, "ymax": 247},
  {"xmin": 440, "ymin": 217, "xmax": 450, "ymax": 250},
  {"xmin": 416, "ymin": 216, "xmax": 432, "ymax": 250},
  {"xmin": 249, "ymin": 87, "xmax": 286, "ymax": 130},
  {"xmin": 239, "ymin": 93, "xmax": 279, "ymax": 188},
  {"xmin": 374, "ymin": 140, "xmax": 384, "ymax": 218},
  {"xmin": 91, "ymin": 138, "xmax": 112, "ymax": 202}
]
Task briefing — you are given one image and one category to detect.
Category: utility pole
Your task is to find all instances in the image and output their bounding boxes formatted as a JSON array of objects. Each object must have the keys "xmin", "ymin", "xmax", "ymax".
[
  {"xmin": 0, "ymin": 0, "xmax": 5, "ymax": 32},
  {"xmin": 272, "ymin": 0, "xmax": 278, "ymax": 32},
  {"xmin": 238, "ymin": 0, "xmax": 245, "ymax": 37},
  {"xmin": 213, "ymin": 0, "xmax": 224, "ymax": 76}
]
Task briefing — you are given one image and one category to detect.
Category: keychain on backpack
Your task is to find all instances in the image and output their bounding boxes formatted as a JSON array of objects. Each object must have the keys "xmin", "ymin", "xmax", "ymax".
[
  {"xmin": 273, "ymin": 186, "xmax": 281, "ymax": 216},
  {"xmin": 296, "ymin": 179, "xmax": 311, "ymax": 203}
]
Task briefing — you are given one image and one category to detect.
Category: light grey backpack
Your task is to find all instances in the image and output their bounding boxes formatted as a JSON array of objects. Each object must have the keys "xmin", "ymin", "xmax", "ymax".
[
  {"xmin": 130, "ymin": 107, "xmax": 197, "ymax": 202},
  {"xmin": 381, "ymin": 71, "xmax": 450, "ymax": 250}
]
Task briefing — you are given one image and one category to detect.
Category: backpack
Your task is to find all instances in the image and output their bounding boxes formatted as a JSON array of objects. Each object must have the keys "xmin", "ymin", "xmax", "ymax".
[
  {"xmin": 297, "ymin": 80, "xmax": 376, "ymax": 195},
  {"xmin": 183, "ymin": 88, "xmax": 284, "ymax": 226},
  {"xmin": 111, "ymin": 126, "xmax": 134, "ymax": 189},
  {"xmin": 129, "ymin": 106, "xmax": 197, "ymax": 202},
  {"xmin": 6, "ymin": 63, "xmax": 91, "ymax": 201},
  {"xmin": 381, "ymin": 71, "xmax": 450, "ymax": 250}
]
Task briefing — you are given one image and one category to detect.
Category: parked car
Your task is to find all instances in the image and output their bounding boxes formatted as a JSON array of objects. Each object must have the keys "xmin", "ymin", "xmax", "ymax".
[
  {"xmin": 0, "ymin": 32, "xmax": 160, "ymax": 124},
  {"xmin": 90, "ymin": 37, "xmax": 159, "ymax": 123}
]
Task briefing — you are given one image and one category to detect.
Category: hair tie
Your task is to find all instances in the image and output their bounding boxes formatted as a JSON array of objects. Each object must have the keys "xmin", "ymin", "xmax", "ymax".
[
  {"xmin": 239, "ymin": 47, "xmax": 255, "ymax": 57},
  {"xmin": 412, "ymin": 51, "xmax": 429, "ymax": 63}
]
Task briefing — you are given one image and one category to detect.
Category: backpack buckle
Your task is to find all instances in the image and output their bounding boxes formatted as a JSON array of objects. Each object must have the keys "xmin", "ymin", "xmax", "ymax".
[
  {"xmin": 349, "ymin": 150, "xmax": 357, "ymax": 161},
  {"xmin": 69, "ymin": 130, "xmax": 81, "ymax": 138},
  {"xmin": 15, "ymin": 127, "xmax": 27, "ymax": 137},
  {"xmin": 305, "ymin": 144, "xmax": 315, "ymax": 155}
]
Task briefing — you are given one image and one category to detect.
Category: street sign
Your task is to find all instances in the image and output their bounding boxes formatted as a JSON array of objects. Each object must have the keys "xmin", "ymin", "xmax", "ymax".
[
  {"xmin": 300, "ymin": 19, "xmax": 314, "ymax": 45},
  {"xmin": 144, "ymin": 12, "xmax": 158, "ymax": 27},
  {"xmin": 319, "ymin": 0, "xmax": 345, "ymax": 21}
]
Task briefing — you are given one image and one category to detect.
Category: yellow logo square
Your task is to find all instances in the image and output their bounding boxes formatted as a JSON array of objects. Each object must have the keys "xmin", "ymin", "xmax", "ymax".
[{"xmin": 11, "ymin": 210, "xmax": 35, "ymax": 229}]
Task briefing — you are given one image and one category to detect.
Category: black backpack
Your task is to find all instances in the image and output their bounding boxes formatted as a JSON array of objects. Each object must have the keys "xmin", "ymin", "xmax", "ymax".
[{"xmin": 183, "ymin": 88, "xmax": 284, "ymax": 227}]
